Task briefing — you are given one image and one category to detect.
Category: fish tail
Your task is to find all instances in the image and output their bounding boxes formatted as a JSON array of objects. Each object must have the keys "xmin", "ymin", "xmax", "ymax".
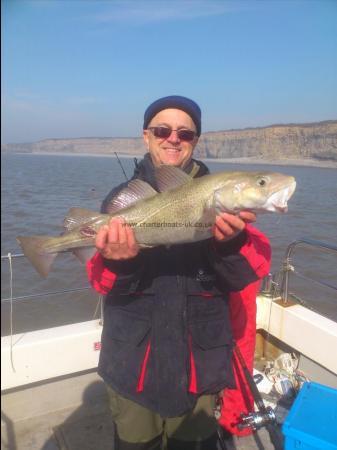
[{"xmin": 16, "ymin": 235, "xmax": 58, "ymax": 278}]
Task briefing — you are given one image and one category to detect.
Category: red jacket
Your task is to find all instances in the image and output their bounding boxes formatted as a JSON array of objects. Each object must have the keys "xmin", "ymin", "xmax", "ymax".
[
  {"xmin": 219, "ymin": 224, "xmax": 271, "ymax": 436},
  {"xmin": 87, "ymin": 224, "xmax": 271, "ymax": 432}
]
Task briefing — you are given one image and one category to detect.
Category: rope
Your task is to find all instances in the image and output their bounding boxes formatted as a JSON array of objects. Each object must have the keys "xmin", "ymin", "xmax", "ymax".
[
  {"xmin": 8, "ymin": 253, "xmax": 16, "ymax": 372},
  {"xmin": 264, "ymin": 272, "xmax": 281, "ymax": 344},
  {"xmin": 2, "ymin": 286, "xmax": 91, "ymax": 303},
  {"xmin": 92, "ymin": 294, "xmax": 104, "ymax": 326},
  {"xmin": 100, "ymin": 295, "xmax": 104, "ymax": 326}
]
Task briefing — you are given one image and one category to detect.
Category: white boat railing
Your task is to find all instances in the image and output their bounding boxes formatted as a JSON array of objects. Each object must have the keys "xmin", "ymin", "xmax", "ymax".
[
  {"xmin": 279, "ymin": 238, "xmax": 337, "ymax": 304},
  {"xmin": 1, "ymin": 252, "xmax": 94, "ymax": 303},
  {"xmin": 1, "ymin": 253, "xmax": 91, "ymax": 303},
  {"xmin": 1, "ymin": 252, "xmax": 104, "ymax": 328},
  {"xmin": 259, "ymin": 238, "xmax": 337, "ymax": 306},
  {"xmin": 2, "ymin": 238, "xmax": 337, "ymax": 307}
]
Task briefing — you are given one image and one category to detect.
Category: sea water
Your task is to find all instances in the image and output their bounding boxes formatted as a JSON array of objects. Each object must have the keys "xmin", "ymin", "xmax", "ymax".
[{"xmin": 1, "ymin": 154, "xmax": 336, "ymax": 335}]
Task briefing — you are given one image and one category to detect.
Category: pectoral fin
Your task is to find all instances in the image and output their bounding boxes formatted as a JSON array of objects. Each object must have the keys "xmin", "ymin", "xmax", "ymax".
[{"xmin": 214, "ymin": 188, "xmax": 237, "ymax": 214}]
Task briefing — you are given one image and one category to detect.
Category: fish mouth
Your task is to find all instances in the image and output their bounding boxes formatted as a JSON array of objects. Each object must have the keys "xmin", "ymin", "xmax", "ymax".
[
  {"xmin": 267, "ymin": 181, "xmax": 296, "ymax": 213},
  {"xmin": 272, "ymin": 203, "xmax": 288, "ymax": 213}
]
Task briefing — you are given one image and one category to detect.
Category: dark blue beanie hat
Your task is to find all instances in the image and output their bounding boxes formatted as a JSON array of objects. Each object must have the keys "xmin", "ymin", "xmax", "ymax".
[{"xmin": 143, "ymin": 95, "xmax": 201, "ymax": 136}]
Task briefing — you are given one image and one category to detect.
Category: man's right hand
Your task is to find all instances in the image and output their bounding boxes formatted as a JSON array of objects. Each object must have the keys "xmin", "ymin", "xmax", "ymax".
[{"xmin": 95, "ymin": 218, "xmax": 140, "ymax": 260}]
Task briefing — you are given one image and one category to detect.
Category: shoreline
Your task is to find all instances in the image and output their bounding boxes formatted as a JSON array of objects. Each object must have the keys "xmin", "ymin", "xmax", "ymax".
[
  {"xmin": 201, "ymin": 156, "xmax": 337, "ymax": 169},
  {"xmin": 3, "ymin": 151, "xmax": 337, "ymax": 169}
]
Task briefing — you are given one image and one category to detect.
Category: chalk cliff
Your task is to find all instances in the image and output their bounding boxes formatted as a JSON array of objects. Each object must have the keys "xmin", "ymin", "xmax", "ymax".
[{"xmin": 2, "ymin": 120, "xmax": 337, "ymax": 162}]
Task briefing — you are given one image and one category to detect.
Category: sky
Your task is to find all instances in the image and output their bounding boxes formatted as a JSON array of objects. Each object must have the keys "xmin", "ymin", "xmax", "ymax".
[{"xmin": 2, "ymin": 0, "xmax": 337, "ymax": 144}]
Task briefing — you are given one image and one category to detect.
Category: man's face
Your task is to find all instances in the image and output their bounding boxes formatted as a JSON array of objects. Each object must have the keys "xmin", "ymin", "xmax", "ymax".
[{"xmin": 143, "ymin": 108, "xmax": 199, "ymax": 168}]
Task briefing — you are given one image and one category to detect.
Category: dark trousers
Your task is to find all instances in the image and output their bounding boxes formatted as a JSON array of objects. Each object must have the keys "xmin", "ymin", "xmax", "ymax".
[{"xmin": 106, "ymin": 386, "xmax": 219, "ymax": 450}]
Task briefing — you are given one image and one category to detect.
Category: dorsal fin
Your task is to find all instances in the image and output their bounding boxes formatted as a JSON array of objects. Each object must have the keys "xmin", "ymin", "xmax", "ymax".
[
  {"xmin": 154, "ymin": 165, "xmax": 193, "ymax": 192},
  {"xmin": 63, "ymin": 208, "xmax": 100, "ymax": 231},
  {"xmin": 106, "ymin": 179, "xmax": 157, "ymax": 214}
]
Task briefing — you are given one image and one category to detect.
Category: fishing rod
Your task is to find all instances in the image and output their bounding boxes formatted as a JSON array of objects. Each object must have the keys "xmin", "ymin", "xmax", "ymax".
[
  {"xmin": 216, "ymin": 344, "xmax": 284, "ymax": 450},
  {"xmin": 235, "ymin": 345, "xmax": 284, "ymax": 450},
  {"xmin": 114, "ymin": 152, "xmax": 128, "ymax": 181}
]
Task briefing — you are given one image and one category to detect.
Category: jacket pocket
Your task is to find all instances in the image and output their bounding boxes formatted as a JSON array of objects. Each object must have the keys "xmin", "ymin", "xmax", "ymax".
[
  {"xmin": 190, "ymin": 318, "xmax": 231, "ymax": 349},
  {"xmin": 187, "ymin": 294, "xmax": 227, "ymax": 322},
  {"xmin": 99, "ymin": 309, "xmax": 151, "ymax": 392},
  {"xmin": 189, "ymin": 319, "xmax": 235, "ymax": 393},
  {"xmin": 105, "ymin": 309, "xmax": 150, "ymax": 344}
]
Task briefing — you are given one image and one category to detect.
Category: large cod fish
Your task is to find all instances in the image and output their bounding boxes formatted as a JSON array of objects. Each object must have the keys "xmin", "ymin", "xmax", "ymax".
[{"xmin": 17, "ymin": 166, "xmax": 296, "ymax": 277}]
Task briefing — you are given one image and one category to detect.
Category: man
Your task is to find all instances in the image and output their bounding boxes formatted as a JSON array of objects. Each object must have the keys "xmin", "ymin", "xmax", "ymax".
[{"xmin": 87, "ymin": 96, "xmax": 270, "ymax": 449}]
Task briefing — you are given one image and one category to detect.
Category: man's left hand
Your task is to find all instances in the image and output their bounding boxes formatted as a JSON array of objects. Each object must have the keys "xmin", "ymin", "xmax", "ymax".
[{"xmin": 213, "ymin": 211, "xmax": 256, "ymax": 242}]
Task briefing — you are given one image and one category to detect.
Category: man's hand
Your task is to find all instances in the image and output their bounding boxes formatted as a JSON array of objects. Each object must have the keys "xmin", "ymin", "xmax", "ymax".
[
  {"xmin": 95, "ymin": 218, "xmax": 140, "ymax": 260},
  {"xmin": 213, "ymin": 211, "xmax": 256, "ymax": 242}
]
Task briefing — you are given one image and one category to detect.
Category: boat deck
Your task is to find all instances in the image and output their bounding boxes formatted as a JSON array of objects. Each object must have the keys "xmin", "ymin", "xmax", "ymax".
[
  {"xmin": 3, "ymin": 283, "xmax": 337, "ymax": 450},
  {"xmin": 2, "ymin": 402, "xmax": 280, "ymax": 450},
  {"xmin": 2, "ymin": 370, "xmax": 281, "ymax": 450}
]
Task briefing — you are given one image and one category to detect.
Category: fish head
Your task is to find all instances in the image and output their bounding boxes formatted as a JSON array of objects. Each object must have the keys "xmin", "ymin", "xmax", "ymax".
[{"xmin": 214, "ymin": 172, "xmax": 296, "ymax": 214}]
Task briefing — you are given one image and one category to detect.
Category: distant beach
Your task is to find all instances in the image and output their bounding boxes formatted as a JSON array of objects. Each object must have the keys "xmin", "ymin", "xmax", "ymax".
[
  {"xmin": 200, "ymin": 156, "xmax": 337, "ymax": 169},
  {"xmin": 12, "ymin": 151, "xmax": 337, "ymax": 169}
]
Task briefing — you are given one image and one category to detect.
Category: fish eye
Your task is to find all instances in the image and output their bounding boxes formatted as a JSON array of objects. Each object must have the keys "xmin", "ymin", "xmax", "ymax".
[{"xmin": 257, "ymin": 177, "xmax": 268, "ymax": 187}]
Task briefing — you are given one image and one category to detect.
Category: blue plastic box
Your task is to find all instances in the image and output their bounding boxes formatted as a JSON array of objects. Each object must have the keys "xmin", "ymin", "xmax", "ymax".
[{"xmin": 282, "ymin": 382, "xmax": 337, "ymax": 450}]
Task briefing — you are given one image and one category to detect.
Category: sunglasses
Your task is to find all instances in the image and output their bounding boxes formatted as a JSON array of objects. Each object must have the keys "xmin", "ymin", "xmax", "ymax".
[{"xmin": 148, "ymin": 126, "xmax": 197, "ymax": 142}]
